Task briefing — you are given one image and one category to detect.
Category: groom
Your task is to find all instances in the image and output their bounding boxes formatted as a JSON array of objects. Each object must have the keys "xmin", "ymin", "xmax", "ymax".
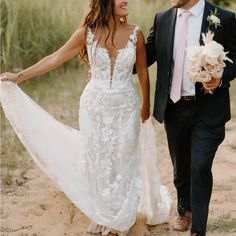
[{"xmin": 145, "ymin": 0, "xmax": 236, "ymax": 235}]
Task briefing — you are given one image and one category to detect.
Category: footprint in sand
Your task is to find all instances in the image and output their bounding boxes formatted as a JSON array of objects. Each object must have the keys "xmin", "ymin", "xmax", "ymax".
[{"xmin": 28, "ymin": 203, "xmax": 51, "ymax": 216}]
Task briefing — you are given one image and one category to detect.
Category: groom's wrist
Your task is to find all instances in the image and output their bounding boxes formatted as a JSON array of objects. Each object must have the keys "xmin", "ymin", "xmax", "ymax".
[
  {"xmin": 218, "ymin": 78, "xmax": 223, "ymax": 87},
  {"xmin": 142, "ymin": 103, "xmax": 151, "ymax": 108}
]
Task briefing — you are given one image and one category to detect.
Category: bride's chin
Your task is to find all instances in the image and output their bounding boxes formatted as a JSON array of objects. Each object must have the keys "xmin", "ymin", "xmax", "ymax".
[
  {"xmin": 119, "ymin": 13, "xmax": 129, "ymax": 18},
  {"xmin": 115, "ymin": 11, "xmax": 129, "ymax": 18}
]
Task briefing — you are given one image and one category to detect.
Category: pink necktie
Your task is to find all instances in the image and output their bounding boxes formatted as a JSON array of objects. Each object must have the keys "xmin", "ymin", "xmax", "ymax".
[{"xmin": 170, "ymin": 11, "xmax": 191, "ymax": 103}]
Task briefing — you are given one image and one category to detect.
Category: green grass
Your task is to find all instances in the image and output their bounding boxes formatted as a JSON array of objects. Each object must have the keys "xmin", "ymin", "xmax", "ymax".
[
  {"xmin": 0, "ymin": 0, "xmax": 87, "ymax": 71},
  {"xmin": 207, "ymin": 214, "xmax": 236, "ymax": 233},
  {"xmin": 0, "ymin": 0, "xmax": 169, "ymax": 71},
  {"xmin": 213, "ymin": 183, "xmax": 233, "ymax": 191}
]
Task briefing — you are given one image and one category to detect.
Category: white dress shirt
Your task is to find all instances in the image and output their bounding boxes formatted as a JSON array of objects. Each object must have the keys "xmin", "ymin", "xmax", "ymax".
[{"xmin": 173, "ymin": 0, "xmax": 205, "ymax": 96}]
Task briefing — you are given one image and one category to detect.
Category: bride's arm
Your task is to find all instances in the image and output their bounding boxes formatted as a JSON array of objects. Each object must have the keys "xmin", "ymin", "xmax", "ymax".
[
  {"xmin": 135, "ymin": 29, "xmax": 151, "ymax": 122},
  {"xmin": 0, "ymin": 27, "xmax": 87, "ymax": 84}
]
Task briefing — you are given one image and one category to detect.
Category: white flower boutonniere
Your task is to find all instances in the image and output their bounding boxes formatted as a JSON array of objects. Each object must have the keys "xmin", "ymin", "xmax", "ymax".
[{"xmin": 207, "ymin": 8, "xmax": 221, "ymax": 29}]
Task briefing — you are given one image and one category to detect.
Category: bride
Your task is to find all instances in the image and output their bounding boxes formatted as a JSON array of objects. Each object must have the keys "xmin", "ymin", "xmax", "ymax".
[{"xmin": 0, "ymin": 0, "xmax": 171, "ymax": 235}]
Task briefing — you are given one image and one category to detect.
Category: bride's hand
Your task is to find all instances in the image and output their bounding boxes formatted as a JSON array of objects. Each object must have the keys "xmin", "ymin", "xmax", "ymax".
[
  {"xmin": 141, "ymin": 105, "xmax": 150, "ymax": 123},
  {"xmin": 0, "ymin": 72, "xmax": 21, "ymax": 84}
]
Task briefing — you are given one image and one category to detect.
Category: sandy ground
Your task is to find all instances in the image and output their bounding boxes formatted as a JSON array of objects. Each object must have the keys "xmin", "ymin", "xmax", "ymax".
[{"xmin": 1, "ymin": 92, "xmax": 236, "ymax": 236}]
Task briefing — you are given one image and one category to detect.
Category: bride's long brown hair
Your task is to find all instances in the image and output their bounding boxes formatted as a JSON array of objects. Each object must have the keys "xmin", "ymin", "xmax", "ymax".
[{"xmin": 79, "ymin": 0, "xmax": 127, "ymax": 63}]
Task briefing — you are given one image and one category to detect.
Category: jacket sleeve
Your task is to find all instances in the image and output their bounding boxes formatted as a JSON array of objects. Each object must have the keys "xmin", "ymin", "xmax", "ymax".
[
  {"xmin": 146, "ymin": 13, "xmax": 157, "ymax": 67},
  {"xmin": 133, "ymin": 14, "xmax": 157, "ymax": 74},
  {"xmin": 221, "ymin": 12, "xmax": 236, "ymax": 87}
]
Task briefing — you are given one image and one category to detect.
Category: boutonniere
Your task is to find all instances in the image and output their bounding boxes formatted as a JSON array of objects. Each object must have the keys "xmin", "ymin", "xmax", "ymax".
[{"xmin": 207, "ymin": 8, "xmax": 221, "ymax": 29}]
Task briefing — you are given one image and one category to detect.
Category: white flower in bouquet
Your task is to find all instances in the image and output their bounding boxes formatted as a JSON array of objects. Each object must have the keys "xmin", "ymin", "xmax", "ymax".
[
  {"xmin": 202, "ymin": 41, "xmax": 224, "ymax": 59},
  {"xmin": 196, "ymin": 70, "xmax": 212, "ymax": 83},
  {"xmin": 187, "ymin": 46, "xmax": 203, "ymax": 61},
  {"xmin": 188, "ymin": 64, "xmax": 202, "ymax": 83},
  {"xmin": 203, "ymin": 55, "xmax": 219, "ymax": 66},
  {"xmin": 204, "ymin": 64, "xmax": 224, "ymax": 79}
]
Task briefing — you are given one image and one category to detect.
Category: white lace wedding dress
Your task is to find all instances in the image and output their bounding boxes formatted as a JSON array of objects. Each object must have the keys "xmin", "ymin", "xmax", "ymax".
[{"xmin": 0, "ymin": 26, "xmax": 171, "ymax": 235}]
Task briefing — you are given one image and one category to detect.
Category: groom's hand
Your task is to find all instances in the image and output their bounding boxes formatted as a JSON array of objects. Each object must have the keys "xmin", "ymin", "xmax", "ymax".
[{"xmin": 202, "ymin": 77, "xmax": 222, "ymax": 91}]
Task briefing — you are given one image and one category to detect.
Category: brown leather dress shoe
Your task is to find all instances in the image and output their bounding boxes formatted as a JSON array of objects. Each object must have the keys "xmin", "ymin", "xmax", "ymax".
[{"xmin": 172, "ymin": 211, "xmax": 192, "ymax": 231}]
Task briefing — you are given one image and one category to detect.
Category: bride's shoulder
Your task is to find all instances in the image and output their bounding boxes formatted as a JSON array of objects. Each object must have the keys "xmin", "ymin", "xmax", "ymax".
[
  {"xmin": 124, "ymin": 24, "xmax": 145, "ymax": 46},
  {"xmin": 124, "ymin": 23, "xmax": 144, "ymax": 39},
  {"xmin": 125, "ymin": 23, "xmax": 141, "ymax": 32}
]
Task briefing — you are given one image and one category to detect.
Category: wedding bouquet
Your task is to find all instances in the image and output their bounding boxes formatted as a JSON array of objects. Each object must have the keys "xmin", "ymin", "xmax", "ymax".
[{"xmin": 187, "ymin": 31, "xmax": 232, "ymax": 93}]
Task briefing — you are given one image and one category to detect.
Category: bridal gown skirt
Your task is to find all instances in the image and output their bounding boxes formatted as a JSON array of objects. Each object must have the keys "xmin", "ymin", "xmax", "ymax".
[{"xmin": 0, "ymin": 80, "xmax": 172, "ymax": 234}]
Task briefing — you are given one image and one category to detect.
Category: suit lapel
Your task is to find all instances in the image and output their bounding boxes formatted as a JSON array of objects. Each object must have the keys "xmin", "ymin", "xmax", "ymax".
[
  {"xmin": 199, "ymin": 1, "xmax": 212, "ymax": 45},
  {"xmin": 197, "ymin": 1, "xmax": 216, "ymax": 94},
  {"xmin": 166, "ymin": 8, "xmax": 177, "ymax": 63}
]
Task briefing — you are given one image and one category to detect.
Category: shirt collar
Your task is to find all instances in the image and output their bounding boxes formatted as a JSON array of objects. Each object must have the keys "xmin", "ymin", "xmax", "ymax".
[{"xmin": 177, "ymin": 0, "xmax": 205, "ymax": 17}]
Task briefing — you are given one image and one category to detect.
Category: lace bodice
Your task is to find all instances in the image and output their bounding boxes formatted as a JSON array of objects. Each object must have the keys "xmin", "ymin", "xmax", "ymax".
[{"xmin": 86, "ymin": 26, "xmax": 139, "ymax": 90}]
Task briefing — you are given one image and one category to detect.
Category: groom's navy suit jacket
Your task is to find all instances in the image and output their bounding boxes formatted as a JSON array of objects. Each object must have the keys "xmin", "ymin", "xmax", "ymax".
[{"xmin": 147, "ymin": 1, "xmax": 236, "ymax": 127}]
